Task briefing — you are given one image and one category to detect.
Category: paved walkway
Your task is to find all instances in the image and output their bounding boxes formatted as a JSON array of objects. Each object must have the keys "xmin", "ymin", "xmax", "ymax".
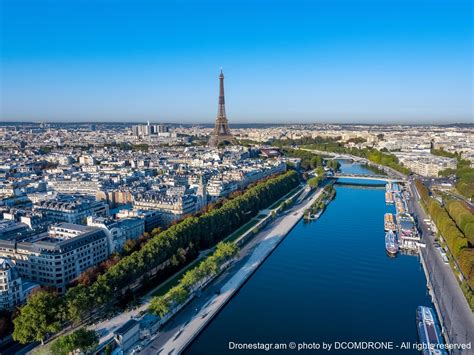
[
  {"xmin": 407, "ymin": 179, "xmax": 474, "ymax": 353},
  {"xmin": 141, "ymin": 186, "xmax": 323, "ymax": 354}
]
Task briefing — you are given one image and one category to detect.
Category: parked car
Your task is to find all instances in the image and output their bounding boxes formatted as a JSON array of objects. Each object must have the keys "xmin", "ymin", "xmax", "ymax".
[{"xmin": 436, "ymin": 247, "xmax": 449, "ymax": 265}]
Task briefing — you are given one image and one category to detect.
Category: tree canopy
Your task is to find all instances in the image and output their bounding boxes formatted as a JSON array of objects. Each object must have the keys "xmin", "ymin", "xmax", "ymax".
[
  {"xmin": 50, "ymin": 328, "xmax": 99, "ymax": 355},
  {"xmin": 13, "ymin": 290, "xmax": 64, "ymax": 344}
]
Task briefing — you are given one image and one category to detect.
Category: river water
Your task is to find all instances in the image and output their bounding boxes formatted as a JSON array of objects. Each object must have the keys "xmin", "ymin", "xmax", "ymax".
[{"xmin": 186, "ymin": 162, "xmax": 432, "ymax": 354}]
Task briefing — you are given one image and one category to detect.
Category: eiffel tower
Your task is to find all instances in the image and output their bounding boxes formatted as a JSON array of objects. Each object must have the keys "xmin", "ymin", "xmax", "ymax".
[{"xmin": 208, "ymin": 69, "xmax": 237, "ymax": 147}]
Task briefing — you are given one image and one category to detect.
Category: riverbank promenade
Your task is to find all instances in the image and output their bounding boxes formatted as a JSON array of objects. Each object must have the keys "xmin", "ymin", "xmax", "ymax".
[{"xmin": 141, "ymin": 186, "xmax": 324, "ymax": 354}]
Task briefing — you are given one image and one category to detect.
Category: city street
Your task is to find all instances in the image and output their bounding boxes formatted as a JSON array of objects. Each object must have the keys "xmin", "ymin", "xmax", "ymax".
[{"xmin": 407, "ymin": 179, "xmax": 474, "ymax": 351}]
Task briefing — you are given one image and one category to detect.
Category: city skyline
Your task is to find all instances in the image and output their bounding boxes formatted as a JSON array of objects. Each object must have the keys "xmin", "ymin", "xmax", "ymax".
[
  {"xmin": 0, "ymin": 1, "xmax": 473, "ymax": 352},
  {"xmin": 1, "ymin": 0, "xmax": 473, "ymax": 124}
]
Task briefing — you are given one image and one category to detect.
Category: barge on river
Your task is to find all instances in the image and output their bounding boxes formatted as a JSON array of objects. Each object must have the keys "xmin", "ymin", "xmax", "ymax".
[
  {"xmin": 384, "ymin": 213, "xmax": 396, "ymax": 231},
  {"xmin": 416, "ymin": 306, "xmax": 447, "ymax": 355},
  {"xmin": 385, "ymin": 230, "xmax": 398, "ymax": 256}
]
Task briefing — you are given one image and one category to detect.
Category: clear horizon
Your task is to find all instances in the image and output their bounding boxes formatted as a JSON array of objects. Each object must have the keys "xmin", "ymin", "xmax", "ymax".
[
  {"xmin": 1, "ymin": 120, "xmax": 473, "ymax": 126},
  {"xmin": 1, "ymin": 0, "xmax": 473, "ymax": 124}
]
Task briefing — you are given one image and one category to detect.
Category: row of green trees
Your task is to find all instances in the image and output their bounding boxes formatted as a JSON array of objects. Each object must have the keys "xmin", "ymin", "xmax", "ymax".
[
  {"xmin": 446, "ymin": 200, "xmax": 474, "ymax": 245},
  {"xmin": 13, "ymin": 171, "xmax": 300, "ymax": 344},
  {"xmin": 416, "ymin": 180, "xmax": 473, "ymax": 294},
  {"xmin": 454, "ymin": 159, "xmax": 474, "ymax": 200},
  {"xmin": 280, "ymin": 147, "xmax": 340, "ymax": 172},
  {"xmin": 150, "ymin": 242, "xmax": 238, "ymax": 317},
  {"xmin": 430, "ymin": 148, "xmax": 458, "ymax": 159},
  {"xmin": 416, "ymin": 180, "xmax": 468, "ymax": 257},
  {"xmin": 103, "ymin": 142, "xmax": 150, "ymax": 152},
  {"xmin": 272, "ymin": 136, "xmax": 342, "ymax": 148},
  {"xmin": 427, "ymin": 199, "xmax": 468, "ymax": 257},
  {"xmin": 280, "ymin": 148, "xmax": 321, "ymax": 170},
  {"xmin": 365, "ymin": 150, "xmax": 409, "ymax": 175},
  {"xmin": 456, "ymin": 170, "xmax": 474, "ymax": 200}
]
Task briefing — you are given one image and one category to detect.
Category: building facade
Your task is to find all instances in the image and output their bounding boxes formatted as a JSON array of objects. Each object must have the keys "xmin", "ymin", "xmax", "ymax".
[
  {"xmin": 133, "ymin": 193, "xmax": 196, "ymax": 226},
  {"xmin": 87, "ymin": 216, "xmax": 144, "ymax": 252},
  {"xmin": 33, "ymin": 198, "xmax": 109, "ymax": 224},
  {"xmin": 0, "ymin": 258, "xmax": 39, "ymax": 310},
  {"xmin": 0, "ymin": 223, "xmax": 109, "ymax": 293}
]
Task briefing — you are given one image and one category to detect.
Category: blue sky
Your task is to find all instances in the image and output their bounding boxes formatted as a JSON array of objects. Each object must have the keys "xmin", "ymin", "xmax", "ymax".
[{"xmin": 0, "ymin": 0, "xmax": 472, "ymax": 124}]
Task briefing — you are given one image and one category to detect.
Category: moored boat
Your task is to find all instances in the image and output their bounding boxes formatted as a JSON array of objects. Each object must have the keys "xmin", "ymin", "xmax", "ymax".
[
  {"xmin": 384, "ymin": 213, "xmax": 396, "ymax": 231},
  {"xmin": 395, "ymin": 198, "xmax": 406, "ymax": 214},
  {"xmin": 385, "ymin": 191, "xmax": 393, "ymax": 204},
  {"xmin": 416, "ymin": 306, "xmax": 447, "ymax": 355},
  {"xmin": 385, "ymin": 230, "xmax": 398, "ymax": 255}
]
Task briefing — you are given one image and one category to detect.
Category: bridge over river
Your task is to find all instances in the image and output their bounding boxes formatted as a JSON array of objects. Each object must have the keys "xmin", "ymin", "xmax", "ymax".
[
  {"xmin": 300, "ymin": 148, "xmax": 407, "ymax": 181},
  {"xmin": 329, "ymin": 173, "xmax": 407, "ymax": 183}
]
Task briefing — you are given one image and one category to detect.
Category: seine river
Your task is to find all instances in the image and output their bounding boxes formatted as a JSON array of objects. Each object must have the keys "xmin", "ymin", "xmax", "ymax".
[{"xmin": 186, "ymin": 162, "xmax": 433, "ymax": 354}]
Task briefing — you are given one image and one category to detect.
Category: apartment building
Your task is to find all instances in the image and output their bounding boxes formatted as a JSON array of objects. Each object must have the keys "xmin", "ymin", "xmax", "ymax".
[
  {"xmin": 394, "ymin": 152, "xmax": 457, "ymax": 177},
  {"xmin": 0, "ymin": 258, "xmax": 39, "ymax": 310},
  {"xmin": 87, "ymin": 216, "xmax": 144, "ymax": 252},
  {"xmin": 115, "ymin": 209, "xmax": 161, "ymax": 233},
  {"xmin": 48, "ymin": 179, "xmax": 103, "ymax": 196},
  {"xmin": 0, "ymin": 223, "xmax": 109, "ymax": 293},
  {"xmin": 133, "ymin": 192, "xmax": 196, "ymax": 226},
  {"xmin": 33, "ymin": 197, "xmax": 109, "ymax": 224}
]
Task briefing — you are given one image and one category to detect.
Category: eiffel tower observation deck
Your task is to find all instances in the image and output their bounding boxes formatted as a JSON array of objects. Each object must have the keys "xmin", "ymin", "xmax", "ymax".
[{"xmin": 208, "ymin": 70, "xmax": 237, "ymax": 147}]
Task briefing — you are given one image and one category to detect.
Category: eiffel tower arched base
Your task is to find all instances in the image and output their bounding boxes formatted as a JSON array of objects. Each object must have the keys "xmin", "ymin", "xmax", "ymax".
[{"xmin": 208, "ymin": 135, "xmax": 238, "ymax": 147}]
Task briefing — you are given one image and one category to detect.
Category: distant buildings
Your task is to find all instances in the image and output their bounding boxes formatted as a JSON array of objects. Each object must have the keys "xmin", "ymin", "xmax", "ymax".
[
  {"xmin": 33, "ymin": 197, "xmax": 109, "ymax": 224},
  {"xmin": 115, "ymin": 209, "xmax": 161, "ymax": 233},
  {"xmin": 78, "ymin": 155, "xmax": 97, "ymax": 166},
  {"xmin": 131, "ymin": 123, "xmax": 186, "ymax": 144},
  {"xmin": 133, "ymin": 192, "xmax": 196, "ymax": 226},
  {"xmin": 48, "ymin": 179, "xmax": 103, "ymax": 196},
  {"xmin": 393, "ymin": 152, "xmax": 457, "ymax": 177},
  {"xmin": 132, "ymin": 123, "xmax": 169, "ymax": 137}
]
